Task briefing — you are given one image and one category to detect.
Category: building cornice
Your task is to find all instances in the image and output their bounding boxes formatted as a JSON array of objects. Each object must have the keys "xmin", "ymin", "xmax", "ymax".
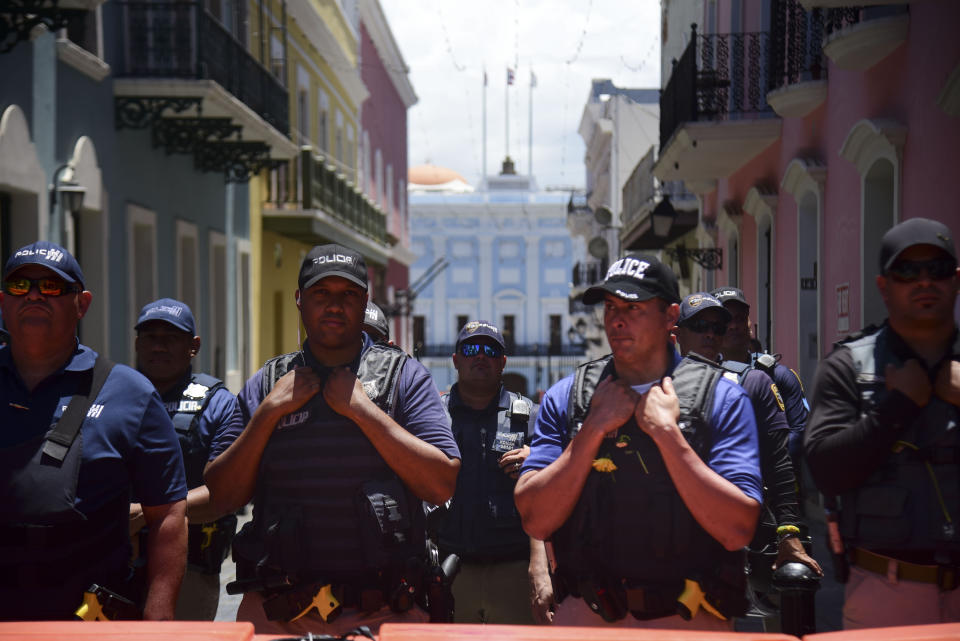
[{"xmin": 358, "ymin": 0, "xmax": 418, "ymax": 108}]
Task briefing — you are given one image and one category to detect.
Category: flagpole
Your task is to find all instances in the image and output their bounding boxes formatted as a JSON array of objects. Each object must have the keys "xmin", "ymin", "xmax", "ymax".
[
  {"xmin": 528, "ymin": 69, "xmax": 534, "ymax": 177},
  {"xmin": 505, "ymin": 68, "xmax": 510, "ymax": 161},
  {"xmin": 482, "ymin": 67, "xmax": 487, "ymax": 181}
]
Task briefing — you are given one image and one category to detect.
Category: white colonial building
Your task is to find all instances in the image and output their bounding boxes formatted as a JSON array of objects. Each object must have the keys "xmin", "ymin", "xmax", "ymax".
[{"xmin": 408, "ymin": 160, "xmax": 585, "ymax": 397}]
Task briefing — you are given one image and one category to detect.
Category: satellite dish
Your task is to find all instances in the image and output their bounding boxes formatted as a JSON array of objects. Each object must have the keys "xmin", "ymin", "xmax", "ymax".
[
  {"xmin": 594, "ymin": 206, "xmax": 613, "ymax": 226},
  {"xmin": 588, "ymin": 236, "xmax": 609, "ymax": 259}
]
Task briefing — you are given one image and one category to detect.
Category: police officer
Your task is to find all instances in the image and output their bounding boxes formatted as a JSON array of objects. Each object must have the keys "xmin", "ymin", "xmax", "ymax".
[
  {"xmin": 132, "ymin": 298, "xmax": 244, "ymax": 620},
  {"xmin": 0, "ymin": 241, "xmax": 187, "ymax": 621},
  {"xmin": 673, "ymin": 294, "xmax": 821, "ymax": 588},
  {"xmin": 711, "ymin": 286, "xmax": 810, "ymax": 462},
  {"xmin": 805, "ymin": 218, "xmax": 960, "ymax": 629},
  {"xmin": 515, "ymin": 254, "xmax": 763, "ymax": 630},
  {"xmin": 437, "ymin": 320, "xmax": 536, "ymax": 623},
  {"xmin": 363, "ymin": 301, "xmax": 390, "ymax": 343},
  {"xmin": 204, "ymin": 243, "xmax": 460, "ymax": 636}
]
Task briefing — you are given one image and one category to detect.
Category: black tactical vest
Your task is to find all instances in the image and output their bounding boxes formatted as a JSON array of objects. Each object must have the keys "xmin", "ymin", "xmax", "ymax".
[
  {"xmin": 233, "ymin": 343, "xmax": 426, "ymax": 585},
  {"xmin": 838, "ymin": 326, "xmax": 960, "ymax": 555},
  {"xmin": 167, "ymin": 372, "xmax": 224, "ymax": 490},
  {"xmin": 551, "ymin": 353, "xmax": 748, "ymax": 620},
  {"xmin": 437, "ymin": 388, "xmax": 532, "ymax": 560}
]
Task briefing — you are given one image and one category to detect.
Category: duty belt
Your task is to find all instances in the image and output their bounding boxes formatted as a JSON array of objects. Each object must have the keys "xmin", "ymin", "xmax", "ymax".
[{"xmin": 852, "ymin": 548, "xmax": 960, "ymax": 590}]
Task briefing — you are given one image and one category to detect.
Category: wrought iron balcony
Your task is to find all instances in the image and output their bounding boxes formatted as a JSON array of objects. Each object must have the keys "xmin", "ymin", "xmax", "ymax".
[
  {"xmin": 571, "ymin": 260, "xmax": 606, "ymax": 289},
  {"xmin": 116, "ymin": 1, "xmax": 288, "ymax": 135},
  {"xmin": 419, "ymin": 343, "xmax": 586, "ymax": 358},
  {"xmin": 300, "ymin": 150, "xmax": 386, "ymax": 244},
  {"xmin": 660, "ymin": 24, "xmax": 774, "ymax": 153},
  {"xmin": 769, "ymin": 1, "xmax": 828, "ymax": 92}
]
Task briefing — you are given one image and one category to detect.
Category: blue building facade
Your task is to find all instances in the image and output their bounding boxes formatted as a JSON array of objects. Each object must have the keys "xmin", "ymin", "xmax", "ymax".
[
  {"xmin": 409, "ymin": 167, "xmax": 584, "ymax": 397},
  {"xmin": 0, "ymin": 2, "xmax": 295, "ymax": 390}
]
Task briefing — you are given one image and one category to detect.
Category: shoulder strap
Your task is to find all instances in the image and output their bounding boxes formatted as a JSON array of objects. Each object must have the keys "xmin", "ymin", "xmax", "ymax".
[
  {"xmin": 672, "ymin": 355, "xmax": 722, "ymax": 459},
  {"xmin": 42, "ymin": 356, "xmax": 115, "ymax": 462},
  {"xmin": 567, "ymin": 354, "xmax": 615, "ymax": 439},
  {"xmin": 720, "ymin": 359, "xmax": 752, "ymax": 386},
  {"xmin": 176, "ymin": 372, "xmax": 226, "ymax": 434},
  {"xmin": 260, "ymin": 351, "xmax": 304, "ymax": 398}
]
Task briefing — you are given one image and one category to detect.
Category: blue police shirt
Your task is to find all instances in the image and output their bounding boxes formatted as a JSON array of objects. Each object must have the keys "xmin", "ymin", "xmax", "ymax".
[
  {"xmin": 737, "ymin": 368, "xmax": 790, "ymax": 434},
  {"xmin": 0, "ymin": 343, "xmax": 188, "ymax": 512},
  {"xmin": 523, "ymin": 349, "xmax": 763, "ymax": 504},
  {"xmin": 232, "ymin": 333, "xmax": 460, "ymax": 461}
]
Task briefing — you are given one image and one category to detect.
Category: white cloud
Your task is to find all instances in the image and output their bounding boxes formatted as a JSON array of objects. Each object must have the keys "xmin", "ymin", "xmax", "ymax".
[{"xmin": 379, "ymin": 0, "xmax": 662, "ymax": 190}]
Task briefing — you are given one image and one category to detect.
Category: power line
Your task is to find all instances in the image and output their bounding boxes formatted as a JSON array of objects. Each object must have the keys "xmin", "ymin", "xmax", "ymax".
[
  {"xmin": 564, "ymin": 0, "xmax": 594, "ymax": 65},
  {"xmin": 436, "ymin": 0, "xmax": 466, "ymax": 72}
]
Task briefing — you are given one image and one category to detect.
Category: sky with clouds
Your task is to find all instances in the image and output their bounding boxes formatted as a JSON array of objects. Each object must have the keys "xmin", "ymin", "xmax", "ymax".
[{"xmin": 378, "ymin": 0, "xmax": 663, "ymax": 191}]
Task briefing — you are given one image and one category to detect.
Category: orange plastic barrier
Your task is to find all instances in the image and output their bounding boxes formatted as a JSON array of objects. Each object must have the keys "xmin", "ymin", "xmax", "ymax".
[
  {"xmin": 0, "ymin": 621, "xmax": 256, "ymax": 641},
  {"xmin": 379, "ymin": 622, "xmax": 798, "ymax": 641},
  {"xmin": 804, "ymin": 623, "xmax": 960, "ymax": 641}
]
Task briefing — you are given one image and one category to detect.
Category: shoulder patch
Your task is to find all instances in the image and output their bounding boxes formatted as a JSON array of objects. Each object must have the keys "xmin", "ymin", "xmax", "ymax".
[
  {"xmin": 362, "ymin": 380, "xmax": 378, "ymax": 400},
  {"xmin": 771, "ymin": 383, "xmax": 785, "ymax": 412},
  {"xmin": 183, "ymin": 382, "xmax": 210, "ymax": 399},
  {"xmin": 723, "ymin": 371, "xmax": 739, "ymax": 384},
  {"xmin": 789, "ymin": 368, "xmax": 805, "ymax": 394}
]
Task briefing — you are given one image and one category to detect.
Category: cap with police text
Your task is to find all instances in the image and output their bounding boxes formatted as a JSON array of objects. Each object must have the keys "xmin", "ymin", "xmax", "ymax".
[
  {"xmin": 711, "ymin": 286, "xmax": 749, "ymax": 309},
  {"xmin": 4, "ymin": 240, "xmax": 85, "ymax": 288},
  {"xmin": 880, "ymin": 217, "xmax": 957, "ymax": 272},
  {"xmin": 299, "ymin": 243, "xmax": 368, "ymax": 291},
  {"xmin": 678, "ymin": 292, "xmax": 732, "ymax": 325},
  {"xmin": 363, "ymin": 302, "xmax": 390, "ymax": 341},
  {"xmin": 582, "ymin": 253, "xmax": 680, "ymax": 305},
  {"xmin": 456, "ymin": 320, "xmax": 505, "ymax": 349},
  {"xmin": 135, "ymin": 298, "xmax": 196, "ymax": 335}
]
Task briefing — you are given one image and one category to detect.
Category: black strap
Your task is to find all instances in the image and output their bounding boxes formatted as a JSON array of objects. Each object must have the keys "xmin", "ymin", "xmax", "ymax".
[{"xmin": 41, "ymin": 356, "xmax": 115, "ymax": 462}]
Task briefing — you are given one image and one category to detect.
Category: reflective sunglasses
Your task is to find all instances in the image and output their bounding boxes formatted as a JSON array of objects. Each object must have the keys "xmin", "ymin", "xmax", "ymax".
[
  {"xmin": 2, "ymin": 277, "xmax": 80, "ymax": 297},
  {"xmin": 886, "ymin": 256, "xmax": 957, "ymax": 283},
  {"xmin": 681, "ymin": 318, "xmax": 727, "ymax": 335},
  {"xmin": 460, "ymin": 342, "xmax": 504, "ymax": 358}
]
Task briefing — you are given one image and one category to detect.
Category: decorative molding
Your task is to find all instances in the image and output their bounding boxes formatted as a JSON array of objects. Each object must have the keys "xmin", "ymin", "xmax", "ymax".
[
  {"xmin": 358, "ymin": 0, "xmax": 417, "ymax": 109},
  {"xmin": 55, "ymin": 37, "xmax": 110, "ymax": 81},
  {"xmin": 781, "ymin": 158, "xmax": 827, "ymax": 198},
  {"xmin": 823, "ymin": 13, "xmax": 909, "ymax": 72},
  {"xmin": 0, "ymin": 105, "xmax": 48, "ymax": 218},
  {"xmin": 65, "ymin": 136, "xmax": 102, "ymax": 212},
  {"xmin": 839, "ymin": 118, "xmax": 906, "ymax": 175},
  {"xmin": 742, "ymin": 186, "xmax": 778, "ymax": 221},
  {"xmin": 717, "ymin": 201, "xmax": 743, "ymax": 235},
  {"xmin": 766, "ymin": 80, "xmax": 827, "ymax": 119},
  {"xmin": 938, "ymin": 62, "xmax": 960, "ymax": 118}
]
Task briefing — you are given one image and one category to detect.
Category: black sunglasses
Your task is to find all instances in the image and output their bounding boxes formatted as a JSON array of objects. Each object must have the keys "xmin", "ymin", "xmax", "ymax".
[
  {"xmin": 460, "ymin": 342, "xmax": 503, "ymax": 358},
  {"xmin": 681, "ymin": 318, "xmax": 727, "ymax": 336},
  {"xmin": 2, "ymin": 277, "xmax": 81, "ymax": 297},
  {"xmin": 886, "ymin": 256, "xmax": 957, "ymax": 283}
]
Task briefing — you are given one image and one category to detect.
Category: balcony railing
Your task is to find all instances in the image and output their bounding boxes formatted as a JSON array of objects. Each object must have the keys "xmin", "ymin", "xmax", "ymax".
[
  {"xmin": 286, "ymin": 149, "xmax": 387, "ymax": 244},
  {"xmin": 419, "ymin": 343, "xmax": 586, "ymax": 358},
  {"xmin": 661, "ymin": 24, "xmax": 774, "ymax": 152},
  {"xmin": 769, "ymin": 0, "xmax": 827, "ymax": 91},
  {"xmin": 572, "ymin": 260, "xmax": 606, "ymax": 289},
  {"xmin": 118, "ymin": 2, "xmax": 289, "ymax": 135}
]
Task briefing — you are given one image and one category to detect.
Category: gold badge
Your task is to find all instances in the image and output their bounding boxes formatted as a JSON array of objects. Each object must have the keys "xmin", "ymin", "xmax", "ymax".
[{"xmin": 771, "ymin": 384, "xmax": 785, "ymax": 412}]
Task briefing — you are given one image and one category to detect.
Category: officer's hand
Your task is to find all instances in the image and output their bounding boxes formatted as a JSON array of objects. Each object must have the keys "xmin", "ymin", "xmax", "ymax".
[
  {"xmin": 129, "ymin": 502, "xmax": 146, "ymax": 537},
  {"xmin": 323, "ymin": 366, "xmax": 370, "ymax": 419},
  {"xmin": 499, "ymin": 445, "xmax": 530, "ymax": 479},
  {"xmin": 530, "ymin": 569, "xmax": 556, "ymax": 624},
  {"xmin": 635, "ymin": 376, "xmax": 681, "ymax": 440},
  {"xmin": 935, "ymin": 359, "xmax": 960, "ymax": 407},
  {"xmin": 885, "ymin": 359, "xmax": 932, "ymax": 407},
  {"xmin": 264, "ymin": 367, "xmax": 322, "ymax": 417},
  {"xmin": 774, "ymin": 536, "xmax": 823, "ymax": 576},
  {"xmin": 582, "ymin": 377, "xmax": 639, "ymax": 436}
]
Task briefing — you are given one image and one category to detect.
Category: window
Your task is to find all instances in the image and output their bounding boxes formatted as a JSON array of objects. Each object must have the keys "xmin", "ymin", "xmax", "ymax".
[
  {"xmin": 375, "ymin": 149, "xmax": 384, "ymax": 206},
  {"xmin": 209, "ymin": 231, "xmax": 227, "ymax": 378},
  {"xmin": 270, "ymin": 34, "xmax": 285, "ymax": 84},
  {"xmin": 318, "ymin": 89, "xmax": 329, "ymax": 152},
  {"xmin": 176, "ymin": 220, "xmax": 199, "ymax": 320},
  {"xmin": 297, "ymin": 78, "xmax": 309, "ymax": 146},
  {"xmin": 346, "ymin": 124, "xmax": 355, "ymax": 170},
  {"xmin": 456, "ymin": 315, "xmax": 468, "ymax": 335},
  {"xmin": 386, "ymin": 165, "xmax": 394, "ymax": 215},
  {"xmin": 502, "ymin": 315, "xmax": 516, "ymax": 354},
  {"xmin": 362, "ymin": 131, "xmax": 371, "ymax": 196},
  {"xmin": 127, "ymin": 204, "xmax": 157, "ymax": 361},
  {"xmin": 549, "ymin": 315, "xmax": 562, "ymax": 354},
  {"xmin": 335, "ymin": 110, "xmax": 344, "ymax": 165},
  {"xmin": 65, "ymin": 8, "xmax": 102, "ymax": 58}
]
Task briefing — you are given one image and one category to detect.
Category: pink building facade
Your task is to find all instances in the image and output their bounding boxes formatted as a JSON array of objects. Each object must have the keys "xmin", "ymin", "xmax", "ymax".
[
  {"xmin": 358, "ymin": 0, "xmax": 418, "ymax": 349},
  {"xmin": 655, "ymin": 0, "xmax": 960, "ymax": 387}
]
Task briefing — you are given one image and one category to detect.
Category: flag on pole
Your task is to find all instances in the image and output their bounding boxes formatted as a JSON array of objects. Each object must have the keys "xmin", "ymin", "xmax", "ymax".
[
  {"xmin": 507, "ymin": 68, "xmax": 515, "ymax": 85},
  {"xmin": 530, "ymin": 70, "xmax": 537, "ymax": 88}
]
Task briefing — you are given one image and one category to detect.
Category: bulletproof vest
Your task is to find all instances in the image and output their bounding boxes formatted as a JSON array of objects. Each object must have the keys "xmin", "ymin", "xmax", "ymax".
[
  {"xmin": 0, "ymin": 358, "xmax": 130, "ymax": 618},
  {"xmin": 437, "ymin": 389, "xmax": 531, "ymax": 559},
  {"xmin": 552, "ymin": 354, "xmax": 747, "ymax": 619},
  {"xmin": 838, "ymin": 326, "xmax": 960, "ymax": 554},
  {"xmin": 720, "ymin": 359, "xmax": 752, "ymax": 386},
  {"xmin": 235, "ymin": 343, "xmax": 425, "ymax": 583},
  {"xmin": 168, "ymin": 372, "xmax": 224, "ymax": 490}
]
